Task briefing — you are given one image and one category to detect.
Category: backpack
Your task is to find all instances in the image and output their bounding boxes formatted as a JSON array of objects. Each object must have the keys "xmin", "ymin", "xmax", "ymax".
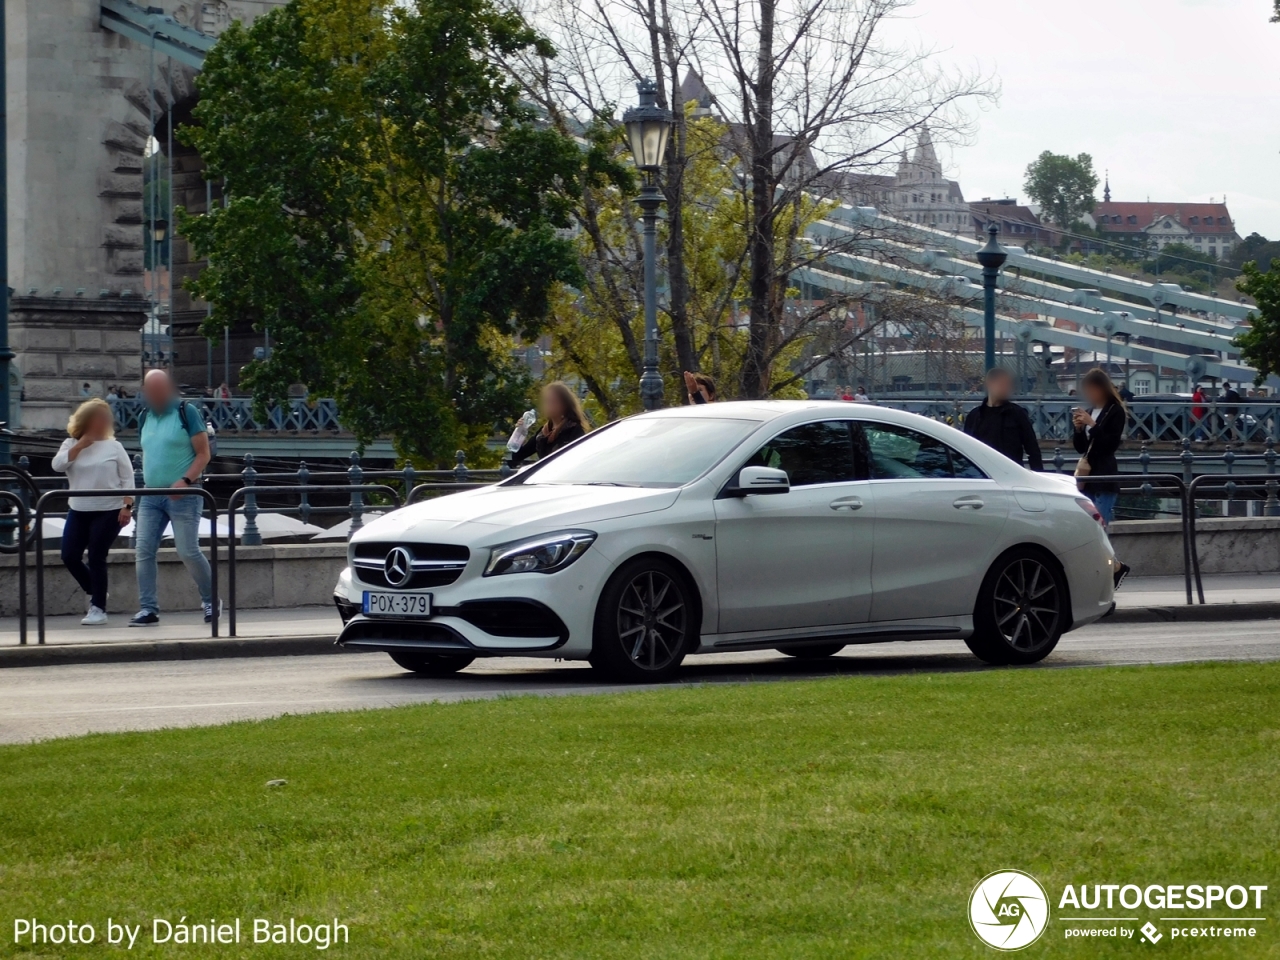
[{"xmin": 138, "ymin": 401, "xmax": 217, "ymax": 459}]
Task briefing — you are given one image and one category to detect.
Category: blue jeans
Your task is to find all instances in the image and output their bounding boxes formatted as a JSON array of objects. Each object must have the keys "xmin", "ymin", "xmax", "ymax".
[
  {"xmin": 1093, "ymin": 491, "xmax": 1118, "ymax": 527},
  {"xmin": 135, "ymin": 494, "xmax": 212, "ymax": 613}
]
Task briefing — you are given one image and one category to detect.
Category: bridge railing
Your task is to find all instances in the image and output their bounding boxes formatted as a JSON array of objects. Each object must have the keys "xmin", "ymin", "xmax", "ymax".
[
  {"xmin": 110, "ymin": 396, "xmax": 344, "ymax": 433},
  {"xmin": 870, "ymin": 398, "xmax": 1280, "ymax": 446}
]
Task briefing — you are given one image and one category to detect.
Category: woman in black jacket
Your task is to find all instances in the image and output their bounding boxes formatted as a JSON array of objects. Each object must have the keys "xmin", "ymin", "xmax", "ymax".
[
  {"xmin": 511, "ymin": 381, "xmax": 591, "ymax": 467},
  {"xmin": 1072, "ymin": 368, "xmax": 1130, "ymax": 586}
]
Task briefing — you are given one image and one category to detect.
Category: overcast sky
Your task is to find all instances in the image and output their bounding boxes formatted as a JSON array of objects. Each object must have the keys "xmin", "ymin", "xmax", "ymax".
[{"xmin": 885, "ymin": 0, "xmax": 1280, "ymax": 238}]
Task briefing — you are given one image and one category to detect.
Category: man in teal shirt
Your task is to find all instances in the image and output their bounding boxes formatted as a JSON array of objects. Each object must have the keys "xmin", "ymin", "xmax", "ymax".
[{"xmin": 130, "ymin": 370, "xmax": 215, "ymax": 626}]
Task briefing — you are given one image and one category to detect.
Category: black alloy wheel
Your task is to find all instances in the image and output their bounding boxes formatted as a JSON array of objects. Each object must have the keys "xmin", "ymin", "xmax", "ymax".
[
  {"xmin": 967, "ymin": 548, "xmax": 1067, "ymax": 666},
  {"xmin": 590, "ymin": 558, "xmax": 694, "ymax": 681},
  {"xmin": 389, "ymin": 652, "xmax": 476, "ymax": 676}
]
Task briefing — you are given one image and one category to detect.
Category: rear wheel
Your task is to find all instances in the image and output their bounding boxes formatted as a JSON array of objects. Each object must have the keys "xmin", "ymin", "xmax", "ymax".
[
  {"xmin": 777, "ymin": 643, "xmax": 846, "ymax": 658},
  {"xmin": 966, "ymin": 548, "xmax": 1067, "ymax": 666},
  {"xmin": 389, "ymin": 652, "xmax": 476, "ymax": 676},
  {"xmin": 589, "ymin": 558, "xmax": 695, "ymax": 682}
]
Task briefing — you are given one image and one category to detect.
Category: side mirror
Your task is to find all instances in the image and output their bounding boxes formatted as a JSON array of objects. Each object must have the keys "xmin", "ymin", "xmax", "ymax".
[{"xmin": 726, "ymin": 465, "xmax": 790, "ymax": 497}]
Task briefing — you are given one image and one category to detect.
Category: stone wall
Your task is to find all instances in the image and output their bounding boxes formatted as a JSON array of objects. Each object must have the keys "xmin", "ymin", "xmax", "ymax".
[
  {"xmin": 1107, "ymin": 517, "xmax": 1280, "ymax": 578},
  {"xmin": 0, "ymin": 543, "xmax": 348, "ymax": 617}
]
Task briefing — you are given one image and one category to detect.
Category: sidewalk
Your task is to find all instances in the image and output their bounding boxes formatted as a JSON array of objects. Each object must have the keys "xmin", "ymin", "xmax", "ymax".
[
  {"xmin": 1, "ymin": 575, "xmax": 1278, "ymax": 667},
  {"xmin": 0, "ymin": 605, "xmax": 344, "ymax": 665}
]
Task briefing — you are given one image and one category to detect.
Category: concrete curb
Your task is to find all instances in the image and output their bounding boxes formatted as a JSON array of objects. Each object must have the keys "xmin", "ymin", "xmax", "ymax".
[
  {"xmin": 1105, "ymin": 600, "xmax": 1280, "ymax": 624},
  {"xmin": 0, "ymin": 634, "xmax": 351, "ymax": 668},
  {"xmin": 4, "ymin": 601, "xmax": 1279, "ymax": 667}
]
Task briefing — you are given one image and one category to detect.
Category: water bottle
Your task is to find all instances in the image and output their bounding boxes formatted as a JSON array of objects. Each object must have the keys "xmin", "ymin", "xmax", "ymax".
[{"xmin": 506, "ymin": 409, "xmax": 538, "ymax": 452}]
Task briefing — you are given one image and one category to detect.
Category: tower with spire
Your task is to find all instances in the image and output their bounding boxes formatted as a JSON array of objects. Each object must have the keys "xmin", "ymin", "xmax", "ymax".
[
  {"xmin": 884, "ymin": 126, "xmax": 968, "ymax": 233},
  {"xmin": 1103, "ymin": 171, "xmax": 1111, "ymax": 203}
]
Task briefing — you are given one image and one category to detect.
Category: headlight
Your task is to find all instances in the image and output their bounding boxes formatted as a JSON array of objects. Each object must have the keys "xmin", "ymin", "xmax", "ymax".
[{"xmin": 484, "ymin": 530, "xmax": 597, "ymax": 577}]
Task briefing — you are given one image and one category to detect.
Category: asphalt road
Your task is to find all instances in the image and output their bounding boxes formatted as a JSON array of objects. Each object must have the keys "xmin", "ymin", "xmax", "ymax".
[{"xmin": 2, "ymin": 617, "xmax": 1277, "ymax": 744}]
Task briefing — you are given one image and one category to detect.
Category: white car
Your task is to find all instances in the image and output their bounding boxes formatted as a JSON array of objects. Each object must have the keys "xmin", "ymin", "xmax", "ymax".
[{"xmin": 334, "ymin": 402, "xmax": 1117, "ymax": 680}]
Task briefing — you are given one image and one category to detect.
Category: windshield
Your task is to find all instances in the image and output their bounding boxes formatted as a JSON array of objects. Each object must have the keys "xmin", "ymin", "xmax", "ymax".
[{"xmin": 517, "ymin": 416, "xmax": 761, "ymax": 488}]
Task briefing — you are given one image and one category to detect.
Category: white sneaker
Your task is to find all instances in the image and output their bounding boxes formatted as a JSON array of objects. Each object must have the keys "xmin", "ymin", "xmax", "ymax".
[{"xmin": 81, "ymin": 606, "xmax": 108, "ymax": 625}]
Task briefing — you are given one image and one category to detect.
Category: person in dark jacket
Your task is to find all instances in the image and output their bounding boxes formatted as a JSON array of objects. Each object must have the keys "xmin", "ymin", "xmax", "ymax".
[
  {"xmin": 963, "ymin": 368, "xmax": 1043, "ymax": 470},
  {"xmin": 510, "ymin": 381, "xmax": 591, "ymax": 467},
  {"xmin": 1073, "ymin": 367, "xmax": 1131, "ymax": 586}
]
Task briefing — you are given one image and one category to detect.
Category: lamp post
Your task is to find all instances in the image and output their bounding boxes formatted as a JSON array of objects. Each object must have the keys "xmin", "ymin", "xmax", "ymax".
[
  {"xmin": 975, "ymin": 223, "xmax": 1007, "ymax": 374},
  {"xmin": 0, "ymin": 0, "xmax": 10, "ymax": 466},
  {"xmin": 622, "ymin": 78, "xmax": 673, "ymax": 411}
]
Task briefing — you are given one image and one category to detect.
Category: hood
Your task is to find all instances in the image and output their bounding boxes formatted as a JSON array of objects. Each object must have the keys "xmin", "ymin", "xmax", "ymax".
[{"xmin": 353, "ymin": 483, "xmax": 681, "ymax": 544}]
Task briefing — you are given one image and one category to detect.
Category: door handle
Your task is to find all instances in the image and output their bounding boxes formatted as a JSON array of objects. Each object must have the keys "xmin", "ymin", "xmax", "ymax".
[
  {"xmin": 953, "ymin": 496, "xmax": 984, "ymax": 510},
  {"xmin": 829, "ymin": 497, "xmax": 863, "ymax": 511}
]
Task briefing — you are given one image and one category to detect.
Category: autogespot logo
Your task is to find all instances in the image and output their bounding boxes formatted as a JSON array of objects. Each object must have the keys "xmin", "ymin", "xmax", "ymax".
[{"xmin": 969, "ymin": 870, "xmax": 1050, "ymax": 951}]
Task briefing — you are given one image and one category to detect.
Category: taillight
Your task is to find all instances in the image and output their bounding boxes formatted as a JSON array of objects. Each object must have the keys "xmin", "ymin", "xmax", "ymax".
[{"xmin": 1075, "ymin": 497, "xmax": 1105, "ymax": 526}]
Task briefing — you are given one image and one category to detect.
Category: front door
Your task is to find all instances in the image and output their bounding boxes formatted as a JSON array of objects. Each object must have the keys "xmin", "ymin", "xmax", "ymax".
[
  {"xmin": 713, "ymin": 420, "xmax": 874, "ymax": 634},
  {"xmin": 859, "ymin": 420, "xmax": 1010, "ymax": 622}
]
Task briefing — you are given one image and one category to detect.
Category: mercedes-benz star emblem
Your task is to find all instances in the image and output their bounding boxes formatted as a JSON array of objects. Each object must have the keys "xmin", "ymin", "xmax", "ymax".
[{"xmin": 383, "ymin": 546, "xmax": 413, "ymax": 588}]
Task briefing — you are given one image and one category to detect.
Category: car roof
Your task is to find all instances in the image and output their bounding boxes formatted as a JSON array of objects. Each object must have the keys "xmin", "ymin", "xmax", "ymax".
[{"xmin": 633, "ymin": 399, "xmax": 958, "ymax": 428}]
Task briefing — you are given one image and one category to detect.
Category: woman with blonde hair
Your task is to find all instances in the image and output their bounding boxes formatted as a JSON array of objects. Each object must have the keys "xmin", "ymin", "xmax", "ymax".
[
  {"xmin": 51, "ymin": 398, "xmax": 134, "ymax": 625},
  {"xmin": 510, "ymin": 381, "xmax": 591, "ymax": 467}
]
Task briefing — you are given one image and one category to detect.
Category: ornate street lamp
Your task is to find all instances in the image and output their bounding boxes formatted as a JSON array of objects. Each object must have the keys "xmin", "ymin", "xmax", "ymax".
[
  {"xmin": 622, "ymin": 78, "xmax": 674, "ymax": 410},
  {"xmin": 975, "ymin": 223, "xmax": 1008, "ymax": 373}
]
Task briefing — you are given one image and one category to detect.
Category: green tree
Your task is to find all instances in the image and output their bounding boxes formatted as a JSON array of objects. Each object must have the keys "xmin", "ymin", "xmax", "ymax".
[
  {"xmin": 1023, "ymin": 151, "xmax": 1099, "ymax": 229},
  {"xmin": 182, "ymin": 0, "xmax": 616, "ymax": 462},
  {"xmin": 1235, "ymin": 260, "xmax": 1280, "ymax": 384},
  {"xmin": 1230, "ymin": 232, "xmax": 1280, "ymax": 273}
]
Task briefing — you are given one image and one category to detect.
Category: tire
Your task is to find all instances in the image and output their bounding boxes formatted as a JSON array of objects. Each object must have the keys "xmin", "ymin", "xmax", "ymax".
[
  {"xmin": 589, "ymin": 557, "xmax": 696, "ymax": 682},
  {"xmin": 777, "ymin": 643, "xmax": 846, "ymax": 658},
  {"xmin": 388, "ymin": 652, "xmax": 476, "ymax": 676},
  {"xmin": 966, "ymin": 548, "xmax": 1068, "ymax": 666}
]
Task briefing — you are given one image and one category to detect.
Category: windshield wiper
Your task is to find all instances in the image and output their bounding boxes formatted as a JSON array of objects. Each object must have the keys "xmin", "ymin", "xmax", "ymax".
[{"xmin": 584, "ymin": 481, "xmax": 641, "ymax": 487}]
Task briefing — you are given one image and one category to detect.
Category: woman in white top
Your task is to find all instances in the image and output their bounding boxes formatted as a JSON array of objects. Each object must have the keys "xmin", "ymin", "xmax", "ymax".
[{"xmin": 51, "ymin": 399, "xmax": 135, "ymax": 625}]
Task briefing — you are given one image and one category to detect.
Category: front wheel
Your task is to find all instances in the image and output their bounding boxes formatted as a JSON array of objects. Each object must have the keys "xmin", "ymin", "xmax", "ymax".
[
  {"xmin": 589, "ymin": 558, "xmax": 696, "ymax": 682},
  {"xmin": 966, "ymin": 548, "xmax": 1067, "ymax": 666},
  {"xmin": 389, "ymin": 652, "xmax": 476, "ymax": 676}
]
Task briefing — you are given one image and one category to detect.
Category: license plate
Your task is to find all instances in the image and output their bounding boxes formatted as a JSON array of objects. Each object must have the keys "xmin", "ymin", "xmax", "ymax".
[{"xmin": 362, "ymin": 591, "xmax": 432, "ymax": 618}]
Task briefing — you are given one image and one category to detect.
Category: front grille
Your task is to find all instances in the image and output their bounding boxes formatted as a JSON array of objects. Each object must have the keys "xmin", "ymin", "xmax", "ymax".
[{"xmin": 351, "ymin": 542, "xmax": 470, "ymax": 589}]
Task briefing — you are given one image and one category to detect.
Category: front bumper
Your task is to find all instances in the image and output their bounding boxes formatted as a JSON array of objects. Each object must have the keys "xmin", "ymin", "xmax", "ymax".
[{"xmin": 332, "ymin": 548, "xmax": 609, "ymax": 658}]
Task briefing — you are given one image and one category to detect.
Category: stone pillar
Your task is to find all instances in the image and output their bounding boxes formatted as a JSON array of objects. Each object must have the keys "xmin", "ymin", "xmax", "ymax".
[
  {"xmin": 9, "ymin": 295, "xmax": 145, "ymax": 429},
  {"xmin": 4, "ymin": 1, "xmax": 290, "ymax": 421}
]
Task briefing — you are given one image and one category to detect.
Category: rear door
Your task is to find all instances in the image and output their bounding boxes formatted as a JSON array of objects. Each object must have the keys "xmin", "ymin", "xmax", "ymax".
[
  {"xmin": 713, "ymin": 420, "xmax": 874, "ymax": 634},
  {"xmin": 860, "ymin": 420, "xmax": 1010, "ymax": 623}
]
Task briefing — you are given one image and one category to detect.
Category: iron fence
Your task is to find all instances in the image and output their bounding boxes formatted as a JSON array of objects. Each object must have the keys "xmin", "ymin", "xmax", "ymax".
[
  {"xmin": 33, "ymin": 487, "xmax": 221, "ymax": 644},
  {"xmin": 225, "ymin": 484, "xmax": 405, "ymax": 636},
  {"xmin": 0, "ymin": 491, "xmax": 30, "ymax": 645}
]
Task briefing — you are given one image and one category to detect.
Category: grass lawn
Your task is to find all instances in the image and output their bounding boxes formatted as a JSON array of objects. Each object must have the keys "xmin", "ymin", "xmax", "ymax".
[{"xmin": 1, "ymin": 661, "xmax": 1278, "ymax": 958}]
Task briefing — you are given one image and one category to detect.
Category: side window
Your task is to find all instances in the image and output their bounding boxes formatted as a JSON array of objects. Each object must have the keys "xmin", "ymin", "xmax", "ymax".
[
  {"xmin": 950, "ymin": 448, "xmax": 988, "ymax": 480},
  {"xmin": 863, "ymin": 423, "xmax": 987, "ymax": 480},
  {"xmin": 742, "ymin": 420, "xmax": 857, "ymax": 487}
]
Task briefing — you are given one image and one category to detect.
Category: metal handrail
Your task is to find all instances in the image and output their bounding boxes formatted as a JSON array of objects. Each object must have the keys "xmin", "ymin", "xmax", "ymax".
[
  {"xmin": 0, "ymin": 465, "xmax": 40, "ymax": 553},
  {"xmin": 225, "ymin": 484, "xmax": 403, "ymax": 636},
  {"xmin": 0, "ymin": 492, "xmax": 29, "ymax": 644},
  {"xmin": 1185, "ymin": 473, "xmax": 1280, "ymax": 605},
  {"xmin": 1072, "ymin": 474, "xmax": 1191, "ymax": 604},
  {"xmin": 35, "ymin": 487, "xmax": 220, "ymax": 644},
  {"xmin": 406, "ymin": 482, "xmax": 491, "ymax": 505}
]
